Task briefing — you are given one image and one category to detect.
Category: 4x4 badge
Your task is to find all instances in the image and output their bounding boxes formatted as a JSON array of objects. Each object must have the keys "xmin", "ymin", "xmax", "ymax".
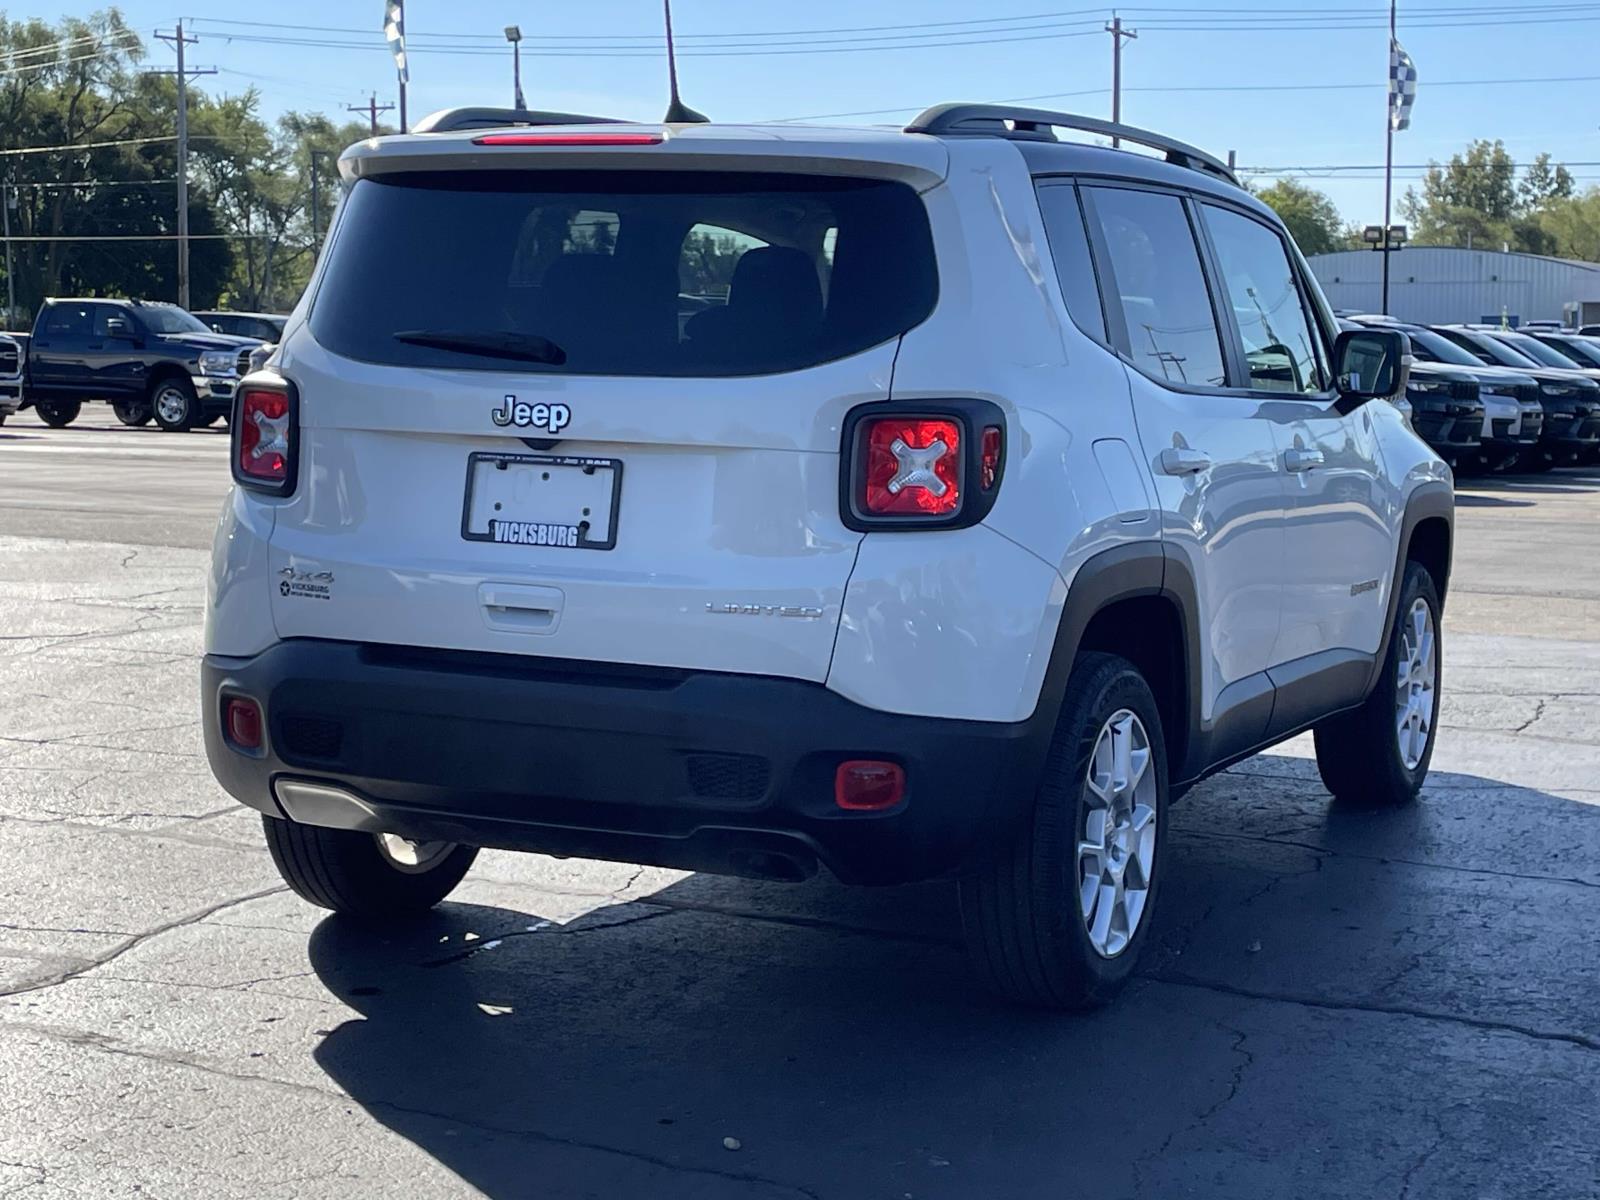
[{"xmin": 491, "ymin": 395, "xmax": 572, "ymax": 434}]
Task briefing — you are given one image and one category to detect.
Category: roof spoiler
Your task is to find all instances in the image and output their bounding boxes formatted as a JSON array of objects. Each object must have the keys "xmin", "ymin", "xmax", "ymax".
[{"xmin": 412, "ymin": 108, "xmax": 628, "ymax": 134}]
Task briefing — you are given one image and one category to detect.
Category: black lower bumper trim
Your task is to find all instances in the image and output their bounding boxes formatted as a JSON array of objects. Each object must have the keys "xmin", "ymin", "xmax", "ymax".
[{"xmin": 202, "ymin": 640, "xmax": 1051, "ymax": 885}]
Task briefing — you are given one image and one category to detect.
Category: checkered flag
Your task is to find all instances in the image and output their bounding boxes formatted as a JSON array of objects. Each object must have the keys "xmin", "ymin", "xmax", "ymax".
[
  {"xmin": 383, "ymin": 0, "xmax": 408, "ymax": 84},
  {"xmin": 1390, "ymin": 39, "xmax": 1417, "ymax": 132}
]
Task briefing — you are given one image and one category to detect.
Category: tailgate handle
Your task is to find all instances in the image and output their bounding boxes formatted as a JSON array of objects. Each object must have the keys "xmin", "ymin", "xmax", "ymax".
[{"xmin": 478, "ymin": 583, "xmax": 564, "ymax": 635}]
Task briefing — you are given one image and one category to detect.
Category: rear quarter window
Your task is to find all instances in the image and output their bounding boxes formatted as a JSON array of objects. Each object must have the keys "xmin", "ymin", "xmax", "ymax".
[{"xmin": 310, "ymin": 170, "xmax": 937, "ymax": 377}]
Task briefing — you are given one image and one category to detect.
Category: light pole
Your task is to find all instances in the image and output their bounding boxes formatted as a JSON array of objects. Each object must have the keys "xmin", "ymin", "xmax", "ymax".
[{"xmin": 505, "ymin": 26, "xmax": 526, "ymax": 110}]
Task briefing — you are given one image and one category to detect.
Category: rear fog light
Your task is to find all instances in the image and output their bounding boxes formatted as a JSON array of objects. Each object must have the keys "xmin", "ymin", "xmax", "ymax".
[
  {"xmin": 225, "ymin": 697, "xmax": 263, "ymax": 751},
  {"xmin": 835, "ymin": 760, "xmax": 906, "ymax": 811}
]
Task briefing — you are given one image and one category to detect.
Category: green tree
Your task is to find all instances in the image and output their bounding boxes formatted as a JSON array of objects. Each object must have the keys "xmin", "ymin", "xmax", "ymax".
[
  {"xmin": 1253, "ymin": 179, "xmax": 1347, "ymax": 256},
  {"xmin": 1520, "ymin": 153, "xmax": 1575, "ymax": 212}
]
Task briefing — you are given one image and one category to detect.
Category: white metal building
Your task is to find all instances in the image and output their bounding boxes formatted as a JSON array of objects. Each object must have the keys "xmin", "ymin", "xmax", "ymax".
[{"xmin": 1305, "ymin": 247, "xmax": 1600, "ymax": 327}]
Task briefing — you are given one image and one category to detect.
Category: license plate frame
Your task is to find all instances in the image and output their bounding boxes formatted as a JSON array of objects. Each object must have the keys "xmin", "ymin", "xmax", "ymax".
[{"xmin": 459, "ymin": 451, "xmax": 622, "ymax": 551}]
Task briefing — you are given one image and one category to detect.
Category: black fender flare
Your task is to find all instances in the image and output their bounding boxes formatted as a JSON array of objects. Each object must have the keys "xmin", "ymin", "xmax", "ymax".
[
  {"xmin": 1366, "ymin": 480, "xmax": 1454, "ymax": 696},
  {"xmin": 1031, "ymin": 541, "xmax": 1202, "ymax": 783}
]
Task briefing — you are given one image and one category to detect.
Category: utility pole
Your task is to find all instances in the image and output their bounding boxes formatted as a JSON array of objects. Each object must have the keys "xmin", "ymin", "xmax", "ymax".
[
  {"xmin": 2, "ymin": 182, "xmax": 15, "ymax": 325},
  {"xmin": 151, "ymin": 22, "xmax": 214, "ymax": 310},
  {"xmin": 348, "ymin": 95, "xmax": 395, "ymax": 138},
  {"xmin": 1105, "ymin": 13, "xmax": 1137, "ymax": 147}
]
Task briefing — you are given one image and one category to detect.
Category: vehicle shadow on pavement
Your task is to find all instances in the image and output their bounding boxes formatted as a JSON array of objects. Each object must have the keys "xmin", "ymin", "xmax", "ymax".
[{"xmin": 304, "ymin": 758, "xmax": 1600, "ymax": 1200}]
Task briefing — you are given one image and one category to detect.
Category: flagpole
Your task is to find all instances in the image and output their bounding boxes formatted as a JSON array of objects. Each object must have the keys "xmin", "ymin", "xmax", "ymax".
[{"xmin": 1382, "ymin": 0, "xmax": 1396, "ymax": 315}]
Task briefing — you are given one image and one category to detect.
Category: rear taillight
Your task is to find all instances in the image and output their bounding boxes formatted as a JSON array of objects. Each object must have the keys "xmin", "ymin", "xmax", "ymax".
[
  {"xmin": 863, "ymin": 417, "xmax": 962, "ymax": 516},
  {"xmin": 233, "ymin": 381, "xmax": 297, "ymax": 496},
  {"xmin": 840, "ymin": 401, "xmax": 1006, "ymax": 531}
]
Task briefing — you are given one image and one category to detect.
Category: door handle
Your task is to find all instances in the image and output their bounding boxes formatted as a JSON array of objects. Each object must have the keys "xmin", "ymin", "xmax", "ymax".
[
  {"xmin": 478, "ymin": 583, "xmax": 564, "ymax": 634},
  {"xmin": 1284, "ymin": 448, "xmax": 1326, "ymax": 473},
  {"xmin": 1158, "ymin": 447, "xmax": 1213, "ymax": 476}
]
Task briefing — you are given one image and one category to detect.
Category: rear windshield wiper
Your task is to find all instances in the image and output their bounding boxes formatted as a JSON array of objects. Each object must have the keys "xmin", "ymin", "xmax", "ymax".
[{"xmin": 394, "ymin": 330, "xmax": 567, "ymax": 365}]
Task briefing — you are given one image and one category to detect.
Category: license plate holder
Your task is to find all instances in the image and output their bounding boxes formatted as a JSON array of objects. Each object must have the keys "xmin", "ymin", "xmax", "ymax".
[{"xmin": 460, "ymin": 452, "xmax": 621, "ymax": 551}]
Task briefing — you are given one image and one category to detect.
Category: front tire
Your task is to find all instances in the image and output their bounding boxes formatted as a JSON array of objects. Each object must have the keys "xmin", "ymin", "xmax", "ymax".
[
  {"xmin": 150, "ymin": 378, "xmax": 199, "ymax": 432},
  {"xmin": 1314, "ymin": 561, "xmax": 1442, "ymax": 805},
  {"xmin": 960, "ymin": 652, "xmax": 1168, "ymax": 1010},
  {"xmin": 35, "ymin": 399, "xmax": 81, "ymax": 428},
  {"xmin": 262, "ymin": 815, "xmax": 478, "ymax": 920}
]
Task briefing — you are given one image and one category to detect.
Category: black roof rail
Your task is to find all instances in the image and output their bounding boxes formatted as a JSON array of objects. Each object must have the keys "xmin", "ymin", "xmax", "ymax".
[
  {"xmin": 411, "ymin": 107, "xmax": 628, "ymax": 134},
  {"xmin": 904, "ymin": 103, "xmax": 1239, "ymax": 186}
]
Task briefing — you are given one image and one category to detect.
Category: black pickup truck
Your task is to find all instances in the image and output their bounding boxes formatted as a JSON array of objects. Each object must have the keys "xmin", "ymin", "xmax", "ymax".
[{"xmin": 2, "ymin": 298, "xmax": 262, "ymax": 432}]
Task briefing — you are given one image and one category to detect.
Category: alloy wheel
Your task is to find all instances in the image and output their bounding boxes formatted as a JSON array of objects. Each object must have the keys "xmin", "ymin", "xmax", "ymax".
[
  {"xmin": 1077, "ymin": 709, "xmax": 1158, "ymax": 958},
  {"xmin": 1395, "ymin": 597, "xmax": 1438, "ymax": 771},
  {"xmin": 153, "ymin": 386, "xmax": 190, "ymax": 426}
]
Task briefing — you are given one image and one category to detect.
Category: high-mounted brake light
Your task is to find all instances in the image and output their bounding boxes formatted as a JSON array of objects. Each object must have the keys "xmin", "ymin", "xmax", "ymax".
[
  {"xmin": 233, "ymin": 382, "xmax": 297, "ymax": 496},
  {"xmin": 472, "ymin": 132, "xmax": 664, "ymax": 147}
]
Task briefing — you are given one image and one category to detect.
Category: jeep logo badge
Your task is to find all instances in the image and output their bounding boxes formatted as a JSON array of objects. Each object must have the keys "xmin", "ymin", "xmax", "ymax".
[{"xmin": 491, "ymin": 396, "xmax": 572, "ymax": 435}]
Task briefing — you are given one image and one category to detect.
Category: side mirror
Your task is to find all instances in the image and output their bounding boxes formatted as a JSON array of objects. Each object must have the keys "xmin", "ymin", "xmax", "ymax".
[
  {"xmin": 105, "ymin": 322, "xmax": 140, "ymax": 343},
  {"xmin": 1333, "ymin": 328, "xmax": 1410, "ymax": 403}
]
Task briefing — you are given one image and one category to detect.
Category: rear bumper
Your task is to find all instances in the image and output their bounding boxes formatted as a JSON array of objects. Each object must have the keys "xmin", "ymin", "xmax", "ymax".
[{"xmin": 201, "ymin": 640, "xmax": 1051, "ymax": 885}]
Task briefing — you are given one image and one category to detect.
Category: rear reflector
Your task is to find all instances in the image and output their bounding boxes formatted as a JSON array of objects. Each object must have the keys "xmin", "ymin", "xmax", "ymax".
[
  {"xmin": 472, "ymin": 132, "xmax": 664, "ymax": 147},
  {"xmin": 835, "ymin": 760, "xmax": 906, "ymax": 811},
  {"xmin": 981, "ymin": 426, "xmax": 1003, "ymax": 491},
  {"xmin": 224, "ymin": 697, "xmax": 263, "ymax": 751},
  {"xmin": 861, "ymin": 417, "xmax": 962, "ymax": 516}
]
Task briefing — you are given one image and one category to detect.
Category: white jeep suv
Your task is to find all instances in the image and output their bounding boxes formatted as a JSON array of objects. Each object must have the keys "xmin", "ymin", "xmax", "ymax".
[{"xmin": 202, "ymin": 105, "xmax": 1452, "ymax": 1009}]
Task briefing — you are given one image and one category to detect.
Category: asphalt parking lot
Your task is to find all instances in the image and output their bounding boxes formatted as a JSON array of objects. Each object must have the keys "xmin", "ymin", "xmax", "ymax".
[{"xmin": 1, "ymin": 408, "xmax": 1597, "ymax": 1199}]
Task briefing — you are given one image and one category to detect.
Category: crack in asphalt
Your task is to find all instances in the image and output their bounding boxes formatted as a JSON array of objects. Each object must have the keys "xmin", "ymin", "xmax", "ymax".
[
  {"xmin": 3, "ymin": 1022, "xmax": 822, "ymax": 1200},
  {"xmin": 1397, "ymin": 1109, "xmax": 1447, "ymax": 1199},
  {"xmin": 0, "ymin": 886, "xmax": 288, "ymax": 998},
  {"xmin": 1144, "ymin": 972, "xmax": 1600, "ymax": 1052},
  {"xmin": 1176, "ymin": 827, "xmax": 1600, "ymax": 890}
]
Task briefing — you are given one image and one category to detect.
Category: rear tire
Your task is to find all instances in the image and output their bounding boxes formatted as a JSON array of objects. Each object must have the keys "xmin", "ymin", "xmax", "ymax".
[
  {"xmin": 150, "ymin": 378, "xmax": 198, "ymax": 432},
  {"xmin": 113, "ymin": 400, "xmax": 152, "ymax": 426},
  {"xmin": 35, "ymin": 399, "xmax": 81, "ymax": 428},
  {"xmin": 262, "ymin": 815, "xmax": 478, "ymax": 920},
  {"xmin": 1314, "ymin": 561, "xmax": 1442, "ymax": 806},
  {"xmin": 960, "ymin": 652, "xmax": 1168, "ymax": 1010}
]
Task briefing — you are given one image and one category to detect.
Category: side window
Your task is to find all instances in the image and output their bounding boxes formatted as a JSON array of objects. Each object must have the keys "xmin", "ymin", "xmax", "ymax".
[
  {"xmin": 1083, "ymin": 187, "xmax": 1228, "ymax": 388},
  {"xmin": 1202, "ymin": 205, "xmax": 1326, "ymax": 395},
  {"xmin": 42, "ymin": 304, "xmax": 94, "ymax": 339},
  {"xmin": 1035, "ymin": 183, "xmax": 1107, "ymax": 341}
]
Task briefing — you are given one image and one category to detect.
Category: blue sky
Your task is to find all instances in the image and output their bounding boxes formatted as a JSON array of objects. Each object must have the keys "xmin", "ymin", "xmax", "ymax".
[{"xmin": 21, "ymin": 1, "xmax": 1600, "ymax": 225}]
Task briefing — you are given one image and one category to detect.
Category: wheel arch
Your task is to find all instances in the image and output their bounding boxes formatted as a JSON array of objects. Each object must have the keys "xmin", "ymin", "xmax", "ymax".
[
  {"xmin": 144, "ymin": 362, "xmax": 194, "ymax": 399},
  {"xmin": 1038, "ymin": 543, "xmax": 1200, "ymax": 794},
  {"xmin": 1367, "ymin": 480, "xmax": 1453, "ymax": 697}
]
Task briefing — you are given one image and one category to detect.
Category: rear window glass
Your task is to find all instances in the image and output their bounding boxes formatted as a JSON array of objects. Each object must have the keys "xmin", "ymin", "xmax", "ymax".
[{"xmin": 310, "ymin": 170, "xmax": 937, "ymax": 377}]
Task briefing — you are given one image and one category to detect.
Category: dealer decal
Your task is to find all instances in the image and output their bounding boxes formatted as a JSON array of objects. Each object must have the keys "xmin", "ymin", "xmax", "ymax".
[{"xmin": 279, "ymin": 566, "xmax": 333, "ymax": 600}]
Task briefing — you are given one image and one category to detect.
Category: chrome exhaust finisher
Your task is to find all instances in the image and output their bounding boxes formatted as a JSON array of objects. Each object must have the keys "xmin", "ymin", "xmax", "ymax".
[{"xmin": 273, "ymin": 779, "xmax": 386, "ymax": 833}]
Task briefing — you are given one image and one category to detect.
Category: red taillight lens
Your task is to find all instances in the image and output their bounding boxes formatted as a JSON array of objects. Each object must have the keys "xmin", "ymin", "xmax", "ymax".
[
  {"xmin": 981, "ymin": 426, "xmax": 1003, "ymax": 491},
  {"xmin": 472, "ymin": 132, "xmax": 664, "ymax": 146},
  {"xmin": 834, "ymin": 761, "xmax": 905, "ymax": 811},
  {"xmin": 861, "ymin": 417, "xmax": 962, "ymax": 516},
  {"xmin": 224, "ymin": 697, "xmax": 263, "ymax": 751},
  {"xmin": 237, "ymin": 386, "xmax": 291, "ymax": 489}
]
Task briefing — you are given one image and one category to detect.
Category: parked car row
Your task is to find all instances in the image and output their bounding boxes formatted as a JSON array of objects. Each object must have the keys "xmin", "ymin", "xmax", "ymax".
[
  {"xmin": 1346, "ymin": 316, "xmax": 1600, "ymax": 471},
  {"xmin": 0, "ymin": 299, "xmax": 285, "ymax": 431}
]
